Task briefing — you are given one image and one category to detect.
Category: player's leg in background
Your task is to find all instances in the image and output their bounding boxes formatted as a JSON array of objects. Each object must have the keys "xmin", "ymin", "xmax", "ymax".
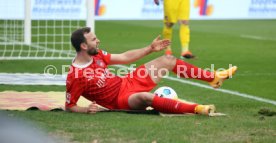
[
  {"xmin": 163, "ymin": 0, "xmax": 177, "ymax": 55},
  {"xmin": 144, "ymin": 55, "xmax": 237, "ymax": 88},
  {"xmin": 163, "ymin": 22, "xmax": 174, "ymax": 55},
  {"xmin": 178, "ymin": 0, "xmax": 196, "ymax": 59}
]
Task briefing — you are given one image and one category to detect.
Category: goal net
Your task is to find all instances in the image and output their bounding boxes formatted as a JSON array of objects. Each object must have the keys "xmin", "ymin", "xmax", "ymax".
[{"xmin": 0, "ymin": 0, "xmax": 94, "ymax": 60}]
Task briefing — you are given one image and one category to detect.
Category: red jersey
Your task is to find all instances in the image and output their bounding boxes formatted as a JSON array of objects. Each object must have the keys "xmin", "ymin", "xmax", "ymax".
[{"xmin": 65, "ymin": 50, "xmax": 122, "ymax": 109}]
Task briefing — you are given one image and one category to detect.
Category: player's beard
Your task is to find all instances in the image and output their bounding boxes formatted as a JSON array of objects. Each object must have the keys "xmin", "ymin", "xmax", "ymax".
[{"xmin": 87, "ymin": 47, "xmax": 98, "ymax": 56}]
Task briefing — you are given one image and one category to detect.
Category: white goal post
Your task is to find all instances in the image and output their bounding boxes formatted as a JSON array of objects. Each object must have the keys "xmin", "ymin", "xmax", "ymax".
[
  {"xmin": 24, "ymin": 0, "xmax": 31, "ymax": 45},
  {"xmin": 0, "ymin": 0, "xmax": 95, "ymax": 60}
]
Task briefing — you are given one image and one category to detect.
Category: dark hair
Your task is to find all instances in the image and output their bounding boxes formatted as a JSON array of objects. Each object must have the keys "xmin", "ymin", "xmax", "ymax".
[{"xmin": 71, "ymin": 27, "xmax": 91, "ymax": 52}]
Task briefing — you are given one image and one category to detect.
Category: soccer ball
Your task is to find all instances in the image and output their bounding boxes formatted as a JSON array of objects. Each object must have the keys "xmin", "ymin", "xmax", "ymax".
[{"xmin": 154, "ymin": 86, "xmax": 178, "ymax": 100}]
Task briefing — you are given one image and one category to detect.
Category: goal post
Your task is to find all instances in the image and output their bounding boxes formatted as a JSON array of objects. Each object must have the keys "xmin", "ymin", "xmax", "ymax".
[
  {"xmin": 86, "ymin": 0, "xmax": 95, "ymax": 33},
  {"xmin": 24, "ymin": 0, "xmax": 31, "ymax": 45},
  {"xmin": 0, "ymin": 0, "xmax": 95, "ymax": 60}
]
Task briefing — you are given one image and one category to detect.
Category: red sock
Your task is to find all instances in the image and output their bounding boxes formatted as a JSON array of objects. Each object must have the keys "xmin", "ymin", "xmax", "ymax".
[
  {"xmin": 151, "ymin": 96, "xmax": 197, "ymax": 114},
  {"xmin": 172, "ymin": 59, "xmax": 214, "ymax": 82}
]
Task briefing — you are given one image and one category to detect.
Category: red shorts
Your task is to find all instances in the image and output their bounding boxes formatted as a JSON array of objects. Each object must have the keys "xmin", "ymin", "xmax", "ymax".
[{"xmin": 117, "ymin": 65, "xmax": 157, "ymax": 109}]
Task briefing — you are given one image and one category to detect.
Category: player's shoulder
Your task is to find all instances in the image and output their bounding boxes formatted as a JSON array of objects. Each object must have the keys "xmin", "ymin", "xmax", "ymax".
[
  {"xmin": 66, "ymin": 64, "xmax": 86, "ymax": 79},
  {"xmin": 94, "ymin": 49, "xmax": 110, "ymax": 60},
  {"xmin": 94, "ymin": 49, "xmax": 111, "ymax": 64},
  {"xmin": 97, "ymin": 49, "xmax": 109, "ymax": 56}
]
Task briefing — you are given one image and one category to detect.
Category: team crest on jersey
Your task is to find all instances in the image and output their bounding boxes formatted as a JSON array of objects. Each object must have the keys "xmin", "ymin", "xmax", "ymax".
[
  {"xmin": 96, "ymin": 60, "xmax": 105, "ymax": 67},
  {"xmin": 102, "ymin": 50, "xmax": 108, "ymax": 55}
]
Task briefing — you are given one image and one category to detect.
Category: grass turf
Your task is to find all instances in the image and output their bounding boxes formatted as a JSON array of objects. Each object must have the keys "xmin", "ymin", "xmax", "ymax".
[{"xmin": 0, "ymin": 20, "xmax": 276, "ymax": 142}]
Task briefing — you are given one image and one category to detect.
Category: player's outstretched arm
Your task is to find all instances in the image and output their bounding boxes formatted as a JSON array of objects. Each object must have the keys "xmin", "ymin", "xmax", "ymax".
[{"xmin": 109, "ymin": 35, "xmax": 170, "ymax": 65}]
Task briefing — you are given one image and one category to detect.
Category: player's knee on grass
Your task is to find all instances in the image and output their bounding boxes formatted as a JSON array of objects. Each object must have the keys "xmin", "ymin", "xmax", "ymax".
[
  {"xmin": 158, "ymin": 55, "xmax": 177, "ymax": 70},
  {"xmin": 179, "ymin": 20, "xmax": 189, "ymax": 26},
  {"xmin": 140, "ymin": 93, "xmax": 154, "ymax": 105},
  {"xmin": 128, "ymin": 92, "xmax": 154, "ymax": 110}
]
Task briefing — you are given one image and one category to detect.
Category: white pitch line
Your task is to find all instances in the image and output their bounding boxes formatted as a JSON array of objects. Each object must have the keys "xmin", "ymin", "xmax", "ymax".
[
  {"xmin": 113, "ymin": 65, "xmax": 276, "ymax": 106},
  {"xmin": 236, "ymin": 73, "xmax": 276, "ymax": 76},
  {"xmin": 240, "ymin": 34, "xmax": 276, "ymax": 41},
  {"xmin": 165, "ymin": 76, "xmax": 276, "ymax": 106}
]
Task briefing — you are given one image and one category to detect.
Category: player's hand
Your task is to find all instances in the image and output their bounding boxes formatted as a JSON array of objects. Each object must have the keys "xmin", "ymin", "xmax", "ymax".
[
  {"xmin": 150, "ymin": 35, "xmax": 171, "ymax": 52},
  {"xmin": 154, "ymin": 0, "xmax": 160, "ymax": 5},
  {"xmin": 87, "ymin": 101, "xmax": 99, "ymax": 114}
]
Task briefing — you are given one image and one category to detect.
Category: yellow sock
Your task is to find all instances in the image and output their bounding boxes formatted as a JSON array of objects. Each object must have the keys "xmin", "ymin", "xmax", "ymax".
[
  {"xmin": 163, "ymin": 26, "xmax": 173, "ymax": 52},
  {"xmin": 180, "ymin": 24, "xmax": 190, "ymax": 54}
]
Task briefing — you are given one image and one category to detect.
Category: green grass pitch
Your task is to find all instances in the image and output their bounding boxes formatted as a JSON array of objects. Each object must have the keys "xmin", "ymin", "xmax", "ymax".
[{"xmin": 0, "ymin": 20, "xmax": 276, "ymax": 143}]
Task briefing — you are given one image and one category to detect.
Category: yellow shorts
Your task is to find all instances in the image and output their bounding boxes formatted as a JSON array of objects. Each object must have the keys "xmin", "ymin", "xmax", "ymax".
[{"xmin": 163, "ymin": 0, "xmax": 190, "ymax": 23}]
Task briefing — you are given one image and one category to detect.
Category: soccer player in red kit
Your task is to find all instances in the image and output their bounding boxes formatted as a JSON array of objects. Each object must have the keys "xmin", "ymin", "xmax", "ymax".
[{"xmin": 65, "ymin": 27, "xmax": 237, "ymax": 115}]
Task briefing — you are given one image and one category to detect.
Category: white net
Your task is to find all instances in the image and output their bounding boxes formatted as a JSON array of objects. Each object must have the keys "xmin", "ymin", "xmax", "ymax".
[{"xmin": 0, "ymin": 0, "xmax": 93, "ymax": 60}]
